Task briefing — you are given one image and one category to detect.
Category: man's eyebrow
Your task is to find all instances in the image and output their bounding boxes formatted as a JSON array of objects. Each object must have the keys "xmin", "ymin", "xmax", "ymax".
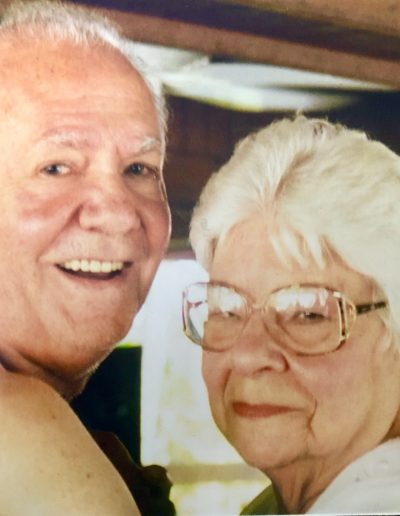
[
  {"xmin": 38, "ymin": 130, "xmax": 162, "ymax": 154},
  {"xmin": 139, "ymin": 136, "xmax": 162, "ymax": 152},
  {"xmin": 39, "ymin": 129, "xmax": 99, "ymax": 149},
  {"xmin": 113, "ymin": 135, "xmax": 163, "ymax": 158}
]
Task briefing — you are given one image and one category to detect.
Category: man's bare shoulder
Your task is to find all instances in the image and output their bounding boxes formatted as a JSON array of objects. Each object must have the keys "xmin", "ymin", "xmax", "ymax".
[
  {"xmin": 0, "ymin": 371, "xmax": 140, "ymax": 515},
  {"xmin": 0, "ymin": 370, "xmax": 74, "ymax": 431},
  {"xmin": 0, "ymin": 369, "xmax": 61, "ymax": 402}
]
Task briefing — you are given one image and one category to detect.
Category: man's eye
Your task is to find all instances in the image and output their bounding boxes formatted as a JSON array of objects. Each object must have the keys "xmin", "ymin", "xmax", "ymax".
[
  {"xmin": 124, "ymin": 163, "xmax": 158, "ymax": 179},
  {"xmin": 41, "ymin": 163, "xmax": 70, "ymax": 176}
]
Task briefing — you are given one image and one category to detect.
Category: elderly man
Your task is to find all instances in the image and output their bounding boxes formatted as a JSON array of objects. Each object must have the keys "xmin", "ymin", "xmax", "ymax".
[{"xmin": 0, "ymin": 1, "xmax": 172, "ymax": 514}]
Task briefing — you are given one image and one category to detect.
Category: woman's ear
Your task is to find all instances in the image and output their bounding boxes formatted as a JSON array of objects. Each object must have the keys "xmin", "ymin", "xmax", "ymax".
[{"xmin": 381, "ymin": 328, "xmax": 394, "ymax": 351}]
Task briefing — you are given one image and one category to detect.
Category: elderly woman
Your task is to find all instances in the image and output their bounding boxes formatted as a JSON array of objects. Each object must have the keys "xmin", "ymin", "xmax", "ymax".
[{"xmin": 183, "ymin": 116, "xmax": 400, "ymax": 514}]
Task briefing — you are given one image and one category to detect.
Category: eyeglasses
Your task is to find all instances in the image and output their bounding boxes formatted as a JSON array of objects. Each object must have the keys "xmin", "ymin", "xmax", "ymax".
[{"xmin": 182, "ymin": 282, "xmax": 387, "ymax": 356}]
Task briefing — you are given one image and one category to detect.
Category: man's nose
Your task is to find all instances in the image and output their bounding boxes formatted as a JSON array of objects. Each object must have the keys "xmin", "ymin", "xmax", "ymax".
[
  {"xmin": 230, "ymin": 313, "xmax": 288, "ymax": 375},
  {"xmin": 78, "ymin": 175, "xmax": 141, "ymax": 235}
]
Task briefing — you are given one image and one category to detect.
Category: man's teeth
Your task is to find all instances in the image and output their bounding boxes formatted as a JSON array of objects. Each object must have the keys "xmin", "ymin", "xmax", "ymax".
[{"xmin": 61, "ymin": 260, "xmax": 124, "ymax": 273}]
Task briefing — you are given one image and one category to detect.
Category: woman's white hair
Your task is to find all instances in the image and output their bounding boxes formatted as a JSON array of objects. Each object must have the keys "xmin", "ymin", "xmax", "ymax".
[
  {"xmin": 0, "ymin": 0, "xmax": 167, "ymax": 144},
  {"xmin": 190, "ymin": 115, "xmax": 400, "ymax": 343}
]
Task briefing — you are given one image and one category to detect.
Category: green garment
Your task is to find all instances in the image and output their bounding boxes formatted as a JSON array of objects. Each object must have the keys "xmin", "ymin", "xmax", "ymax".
[{"xmin": 241, "ymin": 484, "xmax": 285, "ymax": 515}]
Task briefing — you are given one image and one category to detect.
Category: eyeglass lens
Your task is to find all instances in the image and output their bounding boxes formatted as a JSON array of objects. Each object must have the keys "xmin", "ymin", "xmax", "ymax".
[{"xmin": 184, "ymin": 284, "xmax": 347, "ymax": 355}]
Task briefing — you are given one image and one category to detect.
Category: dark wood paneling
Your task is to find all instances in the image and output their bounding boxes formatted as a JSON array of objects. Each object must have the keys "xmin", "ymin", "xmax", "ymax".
[{"xmin": 165, "ymin": 93, "xmax": 400, "ymax": 240}]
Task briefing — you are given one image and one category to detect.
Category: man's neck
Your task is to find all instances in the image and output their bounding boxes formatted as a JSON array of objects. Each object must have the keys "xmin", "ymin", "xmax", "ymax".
[{"xmin": 0, "ymin": 348, "xmax": 88, "ymax": 401}]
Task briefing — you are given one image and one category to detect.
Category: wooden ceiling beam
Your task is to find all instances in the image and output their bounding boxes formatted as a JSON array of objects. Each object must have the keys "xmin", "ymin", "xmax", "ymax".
[
  {"xmin": 98, "ymin": 8, "xmax": 400, "ymax": 87},
  {"xmin": 224, "ymin": 0, "xmax": 400, "ymax": 37}
]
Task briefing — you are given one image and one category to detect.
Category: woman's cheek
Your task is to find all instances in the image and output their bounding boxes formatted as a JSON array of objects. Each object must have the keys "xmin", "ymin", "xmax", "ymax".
[
  {"xmin": 202, "ymin": 351, "xmax": 230, "ymax": 419},
  {"xmin": 202, "ymin": 351, "xmax": 230, "ymax": 392}
]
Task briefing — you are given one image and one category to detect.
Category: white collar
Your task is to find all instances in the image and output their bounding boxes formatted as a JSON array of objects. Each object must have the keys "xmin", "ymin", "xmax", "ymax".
[{"xmin": 308, "ymin": 438, "xmax": 400, "ymax": 514}]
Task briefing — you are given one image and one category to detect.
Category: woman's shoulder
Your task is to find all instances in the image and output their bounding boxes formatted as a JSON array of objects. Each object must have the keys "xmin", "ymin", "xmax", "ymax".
[{"xmin": 0, "ymin": 370, "xmax": 140, "ymax": 515}]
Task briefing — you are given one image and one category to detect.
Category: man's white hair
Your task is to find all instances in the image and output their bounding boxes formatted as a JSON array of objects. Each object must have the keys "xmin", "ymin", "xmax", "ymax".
[
  {"xmin": 0, "ymin": 0, "xmax": 167, "ymax": 145},
  {"xmin": 190, "ymin": 115, "xmax": 400, "ymax": 343}
]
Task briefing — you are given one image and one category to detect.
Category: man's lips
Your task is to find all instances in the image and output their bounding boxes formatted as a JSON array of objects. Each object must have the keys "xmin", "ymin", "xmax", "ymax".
[{"xmin": 232, "ymin": 402, "xmax": 295, "ymax": 419}]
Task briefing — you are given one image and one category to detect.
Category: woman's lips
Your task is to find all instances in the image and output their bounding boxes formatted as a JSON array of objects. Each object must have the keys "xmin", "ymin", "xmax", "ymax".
[{"xmin": 232, "ymin": 401, "xmax": 294, "ymax": 419}]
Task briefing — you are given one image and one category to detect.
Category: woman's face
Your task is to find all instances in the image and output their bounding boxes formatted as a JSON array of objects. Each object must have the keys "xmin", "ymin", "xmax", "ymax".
[{"xmin": 203, "ymin": 214, "xmax": 400, "ymax": 472}]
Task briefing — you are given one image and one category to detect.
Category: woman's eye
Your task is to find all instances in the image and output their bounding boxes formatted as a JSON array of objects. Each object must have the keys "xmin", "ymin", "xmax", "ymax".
[
  {"xmin": 124, "ymin": 162, "xmax": 158, "ymax": 179},
  {"xmin": 210, "ymin": 309, "xmax": 241, "ymax": 320},
  {"xmin": 224, "ymin": 311, "xmax": 242, "ymax": 319},
  {"xmin": 41, "ymin": 163, "xmax": 70, "ymax": 176},
  {"xmin": 297, "ymin": 311, "xmax": 327, "ymax": 322}
]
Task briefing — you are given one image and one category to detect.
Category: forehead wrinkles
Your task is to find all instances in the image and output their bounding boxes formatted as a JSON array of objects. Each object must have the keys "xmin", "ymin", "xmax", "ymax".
[
  {"xmin": 0, "ymin": 78, "xmax": 162, "ymax": 150},
  {"xmin": 0, "ymin": 36, "xmax": 163, "ymax": 134},
  {"xmin": 212, "ymin": 216, "xmax": 372, "ymax": 302},
  {"xmin": 0, "ymin": 46, "xmax": 164, "ymax": 155},
  {"xmin": 0, "ymin": 35, "xmax": 124, "ymax": 76},
  {"xmin": 0, "ymin": 37, "xmax": 152, "ymax": 106}
]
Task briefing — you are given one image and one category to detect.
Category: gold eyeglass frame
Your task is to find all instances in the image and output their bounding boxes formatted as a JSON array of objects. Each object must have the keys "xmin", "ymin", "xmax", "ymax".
[{"xmin": 182, "ymin": 282, "xmax": 387, "ymax": 356}]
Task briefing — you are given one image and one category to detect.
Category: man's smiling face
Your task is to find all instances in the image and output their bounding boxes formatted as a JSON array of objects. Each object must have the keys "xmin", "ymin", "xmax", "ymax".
[{"xmin": 0, "ymin": 37, "xmax": 170, "ymax": 397}]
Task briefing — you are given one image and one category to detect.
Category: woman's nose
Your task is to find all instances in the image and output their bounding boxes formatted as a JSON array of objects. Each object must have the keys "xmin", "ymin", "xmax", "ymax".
[
  {"xmin": 78, "ymin": 176, "xmax": 141, "ymax": 235},
  {"xmin": 230, "ymin": 313, "xmax": 288, "ymax": 376}
]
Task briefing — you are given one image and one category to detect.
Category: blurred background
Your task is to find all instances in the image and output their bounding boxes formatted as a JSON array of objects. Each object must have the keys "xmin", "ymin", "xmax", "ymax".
[{"xmin": 4, "ymin": 1, "xmax": 400, "ymax": 513}]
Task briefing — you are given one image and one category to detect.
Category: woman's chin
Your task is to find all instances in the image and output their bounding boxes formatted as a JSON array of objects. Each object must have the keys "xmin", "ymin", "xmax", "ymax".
[{"xmin": 225, "ymin": 425, "xmax": 306, "ymax": 472}]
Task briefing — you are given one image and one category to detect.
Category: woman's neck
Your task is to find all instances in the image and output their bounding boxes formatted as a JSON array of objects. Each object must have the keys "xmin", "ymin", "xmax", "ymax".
[
  {"xmin": 385, "ymin": 409, "xmax": 400, "ymax": 440},
  {"xmin": 265, "ymin": 432, "xmax": 397, "ymax": 514},
  {"xmin": 266, "ymin": 459, "xmax": 334, "ymax": 513}
]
